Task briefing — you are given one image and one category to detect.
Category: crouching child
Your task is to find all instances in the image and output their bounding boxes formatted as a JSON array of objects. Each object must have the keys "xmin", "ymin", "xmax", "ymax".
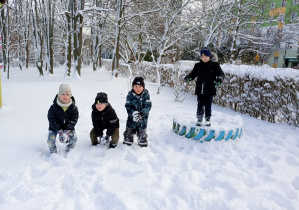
[
  {"xmin": 123, "ymin": 77, "xmax": 152, "ymax": 147},
  {"xmin": 90, "ymin": 92, "xmax": 120, "ymax": 148},
  {"xmin": 47, "ymin": 84, "xmax": 79, "ymax": 153}
]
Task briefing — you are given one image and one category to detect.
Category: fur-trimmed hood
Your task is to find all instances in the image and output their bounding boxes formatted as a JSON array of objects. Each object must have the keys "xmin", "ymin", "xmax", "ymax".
[{"xmin": 210, "ymin": 52, "xmax": 218, "ymax": 62}]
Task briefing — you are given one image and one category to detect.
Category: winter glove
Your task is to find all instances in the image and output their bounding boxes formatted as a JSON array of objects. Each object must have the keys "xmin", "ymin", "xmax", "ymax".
[
  {"xmin": 215, "ymin": 76, "xmax": 223, "ymax": 84},
  {"xmin": 99, "ymin": 135, "xmax": 110, "ymax": 145},
  {"xmin": 184, "ymin": 77, "xmax": 192, "ymax": 82},
  {"xmin": 214, "ymin": 76, "xmax": 223, "ymax": 88},
  {"xmin": 133, "ymin": 111, "xmax": 142, "ymax": 122},
  {"xmin": 58, "ymin": 130, "xmax": 64, "ymax": 143},
  {"xmin": 214, "ymin": 81, "xmax": 221, "ymax": 88},
  {"xmin": 63, "ymin": 130, "xmax": 71, "ymax": 143}
]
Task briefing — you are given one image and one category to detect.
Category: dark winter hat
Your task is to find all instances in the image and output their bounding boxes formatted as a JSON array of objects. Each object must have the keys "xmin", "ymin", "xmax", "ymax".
[
  {"xmin": 132, "ymin": 77, "xmax": 145, "ymax": 88},
  {"xmin": 95, "ymin": 92, "xmax": 108, "ymax": 104},
  {"xmin": 200, "ymin": 47, "xmax": 211, "ymax": 57},
  {"xmin": 58, "ymin": 84, "xmax": 72, "ymax": 97}
]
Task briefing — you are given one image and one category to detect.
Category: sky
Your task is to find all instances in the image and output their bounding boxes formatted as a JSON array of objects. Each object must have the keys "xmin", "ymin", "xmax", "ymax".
[{"xmin": 0, "ymin": 65, "xmax": 298, "ymax": 210}]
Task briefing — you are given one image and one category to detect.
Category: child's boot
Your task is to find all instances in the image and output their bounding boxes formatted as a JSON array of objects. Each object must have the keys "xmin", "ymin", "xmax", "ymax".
[
  {"xmin": 137, "ymin": 129, "xmax": 148, "ymax": 147},
  {"xmin": 205, "ymin": 117, "xmax": 211, "ymax": 126},
  {"xmin": 123, "ymin": 128, "xmax": 134, "ymax": 146},
  {"xmin": 196, "ymin": 118, "xmax": 203, "ymax": 126}
]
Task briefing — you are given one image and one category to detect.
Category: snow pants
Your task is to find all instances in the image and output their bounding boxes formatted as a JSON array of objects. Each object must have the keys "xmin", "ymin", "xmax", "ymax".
[
  {"xmin": 47, "ymin": 130, "xmax": 77, "ymax": 153},
  {"xmin": 197, "ymin": 94, "xmax": 213, "ymax": 121}
]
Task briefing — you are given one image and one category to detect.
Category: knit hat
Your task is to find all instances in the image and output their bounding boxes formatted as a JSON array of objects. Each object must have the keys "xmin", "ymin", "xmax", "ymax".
[
  {"xmin": 58, "ymin": 84, "xmax": 72, "ymax": 97},
  {"xmin": 200, "ymin": 47, "xmax": 211, "ymax": 57},
  {"xmin": 95, "ymin": 92, "xmax": 108, "ymax": 104},
  {"xmin": 132, "ymin": 77, "xmax": 145, "ymax": 88}
]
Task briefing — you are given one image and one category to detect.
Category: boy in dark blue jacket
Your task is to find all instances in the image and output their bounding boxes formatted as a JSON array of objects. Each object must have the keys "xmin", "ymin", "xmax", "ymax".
[
  {"xmin": 90, "ymin": 92, "xmax": 120, "ymax": 148},
  {"xmin": 47, "ymin": 84, "xmax": 79, "ymax": 153},
  {"xmin": 123, "ymin": 77, "xmax": 152, "ymax": 147},
  {"xmin": 184, "ymin": 47, "xmax": 225, "ymax": 126}
]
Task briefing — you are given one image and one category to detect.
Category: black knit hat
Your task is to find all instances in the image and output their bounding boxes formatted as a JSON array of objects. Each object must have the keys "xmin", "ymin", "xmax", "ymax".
[
  {"xmin": 95, "ymin": 92, "xmax": 108, "ymax": 104},
  {"xmin": 132, "ymin": 77, "xmax": 145, "ymax": 88}
]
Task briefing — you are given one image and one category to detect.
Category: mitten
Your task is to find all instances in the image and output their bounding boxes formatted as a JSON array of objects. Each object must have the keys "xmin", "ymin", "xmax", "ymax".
[
  {"xmin": 63, "ymin": 130, "xmax": 71, "ymax": 143},
  {"xmin": 100, "ymin": 135, "xmax": 110, "ymax": 145},
  {"xmin": 214, "ymin": 76, "xmax": 223, "ymax": 88},
  {"xmin": 184, "ymin": 77, "xmax": 192, "ymax": 82},
  {"xmin": 133, "ymin": 111, "xmax": 142, "ymax": 122},
  {"xmin": 215, "ymin": 76, "xmax": 223, "ymax": 84},
  {"xmin": 58, "ymin": 130, "xmax": 64, "ymax": 143},
  {"xmin": 97, "ymin": 136, "xmax": 102, "ymax": 144}
]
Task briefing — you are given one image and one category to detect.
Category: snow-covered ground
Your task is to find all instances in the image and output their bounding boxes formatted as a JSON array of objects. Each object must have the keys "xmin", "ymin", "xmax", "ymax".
[{"xmin": 0, "ymin": 66, "xmax": 298, "ymax": 210}]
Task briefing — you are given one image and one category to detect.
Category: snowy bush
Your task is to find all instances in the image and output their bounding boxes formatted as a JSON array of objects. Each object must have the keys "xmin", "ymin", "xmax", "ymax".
[{"xmin": 104, "ymin": 59, "xmax": 299, "ymax": 127}]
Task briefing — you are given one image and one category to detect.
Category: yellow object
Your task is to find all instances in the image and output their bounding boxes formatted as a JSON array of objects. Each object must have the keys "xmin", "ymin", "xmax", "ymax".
[
  {"xmin": 278, "ymin": 22, "xmax": 284, "ymax": 29},
  {"xmin": 269, "ymin": 7, "xmax": 286, "ymax": 16},
  {"xmin": 274, "ymin": 51, "xmax": 279, "ymax": 57},
  {"xmin": 255, "ymin": 54, "xmax": 259, "ymax": 61}
]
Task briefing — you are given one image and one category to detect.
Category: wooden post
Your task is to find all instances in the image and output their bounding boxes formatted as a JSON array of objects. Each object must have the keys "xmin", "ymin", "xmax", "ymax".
[
  {"xmin": 0, "ymin": 64, "xmax": 2, "ymax": 108},
  {"xmin": 0, "ymin": 36, "xmax": 2, "ymax": 108}
]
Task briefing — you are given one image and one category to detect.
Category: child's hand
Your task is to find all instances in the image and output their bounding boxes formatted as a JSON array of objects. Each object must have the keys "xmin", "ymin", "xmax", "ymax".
[
  {"xmin": 184, "ymin": 77, "xmax": 192, "ymax": 82},
  {"xmin": 58, "ymin": 130, "xmax": 64, "ymax": 143},
  {"xmin": 98, "ymin": 136, "xmax": 110, "ymax": 145},
  {"xmin": 214, "ymin": 81, "xmax": 221, "ymax": 88},
  {"xmin": 63, "ymin": 130, "xmax": 71, "ymax": 143},
  {"xmin": 133, "ymin": 111, "xmax": 142, "ymax": 122}
]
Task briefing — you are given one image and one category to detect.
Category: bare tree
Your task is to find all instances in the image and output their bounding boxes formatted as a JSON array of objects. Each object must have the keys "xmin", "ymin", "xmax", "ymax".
[{"xmin": 144, "ymin": 0, "xmax": 196, "ymax": 93}]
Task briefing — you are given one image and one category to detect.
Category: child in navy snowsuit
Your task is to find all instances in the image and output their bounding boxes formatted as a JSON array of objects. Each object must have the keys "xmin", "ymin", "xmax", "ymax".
[
  {"xmin": 47, "ymin": 84, "xmax": 79, "ymax": 153},
  {"xmin": 184, "ymin": 47, "xmax": 225, "ymax": 126},
  {"xmin": 123, "ymin": 77, "xmax": 152, "ymax": 147}
]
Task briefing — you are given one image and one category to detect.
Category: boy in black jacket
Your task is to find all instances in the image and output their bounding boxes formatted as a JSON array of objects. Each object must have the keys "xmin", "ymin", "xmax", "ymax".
[
  {"xmin": 47, "ymin": 84, "xmax": 79, "ymax": 153},
  {"xmin": 90, "ymin": 92, "xmax": 119, "ymax": 148},
  {"xmin": 184, "ymin": 47, "xmax": 225, "ymax": 126}
]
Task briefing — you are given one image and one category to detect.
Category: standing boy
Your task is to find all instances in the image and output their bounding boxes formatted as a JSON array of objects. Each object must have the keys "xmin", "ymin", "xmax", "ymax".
[
  {"xmin": 90, "ymin": 92, "xmax": 120, "ymax": 148},
  {"xmin": 184, "ymin": 47, "xmax": 225, "ymax": 126},
  {"xmin": 47, "ymin": 84, "xmax": 79, "ymax": 153},
  {"xmin": 123, "ymin": 77, "xmax": 152, "ymax": 147}
]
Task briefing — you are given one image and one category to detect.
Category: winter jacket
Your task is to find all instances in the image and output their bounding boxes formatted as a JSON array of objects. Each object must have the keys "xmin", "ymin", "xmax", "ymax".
[
  {"xmin": 186, "ymin": 53, "xmax": 225, "ymax": 96},
  {"xmin": 48, "ymin": 95, "xmax": 79, "ymax": 131},
  {"xmin": 125, "ymin": 89, "xmax": 152, "ymax": 130},
  {"xmin": 91, "ymin": 103, "xmax": 119, "ymax": 137}
]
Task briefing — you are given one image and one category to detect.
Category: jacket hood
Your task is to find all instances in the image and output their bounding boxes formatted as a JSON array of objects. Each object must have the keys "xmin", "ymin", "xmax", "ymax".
[{"xmin": 210, "ymin": 52, "xmax": 218, "ymax": 62}]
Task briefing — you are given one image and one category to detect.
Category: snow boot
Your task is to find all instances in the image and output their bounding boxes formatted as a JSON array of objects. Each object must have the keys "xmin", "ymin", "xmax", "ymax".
[
  {"xmin": 196, "ymin": 118, "xmax": 203, "ymax": 126},
  {"xmin": 123, "ymin": 129, "xmax": 134, "ymax": 146},
  {"xmin": 137, "ymin": 129, "xmax": 148, "ymax": 147},
  {"xmin": 205, "ymin": 118, "xmax": 211, "ymax": 126}
]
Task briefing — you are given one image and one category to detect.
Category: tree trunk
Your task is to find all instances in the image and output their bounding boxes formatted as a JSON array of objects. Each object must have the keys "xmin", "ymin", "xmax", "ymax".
[
  {"xmin": 65, "ymin": 0, "xmax": 72, "ymax": 76},
  {"xmin": 112, "ymin": 0, "xmax": 123, "ymax": 77}
]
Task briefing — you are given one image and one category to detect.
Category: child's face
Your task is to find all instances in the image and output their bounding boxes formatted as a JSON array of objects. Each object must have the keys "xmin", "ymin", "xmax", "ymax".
[
  {"xmin": 133, "ymin": 85, "xmax": 144, "ymax": 95},
  {"xmin": 201, "ymin": 54, "xmax": 210, "ymax": 63},
  {"xmin": 59, "ymin": 93, "xmax": 71, "ymax": 103},
  {"xmin": 96, "ymin": 103, "xmax": 107, "ymax": 111}
]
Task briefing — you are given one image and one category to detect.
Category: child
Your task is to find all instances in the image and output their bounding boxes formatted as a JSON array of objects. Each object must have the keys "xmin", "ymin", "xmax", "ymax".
[
  {"xmin": 184, "ymin": 47, "xmax": 225, "ymax": 126},
  {"xmin": 123, "ymin": 77, "xmax": 152, "ymax": 147},
  {"xmin": 47, "ymin": 84, "xmax": 79, "ymax": 153},
  {"xmin": 90, "ymin": 92, "xmax": 119, "ymax": 148}
]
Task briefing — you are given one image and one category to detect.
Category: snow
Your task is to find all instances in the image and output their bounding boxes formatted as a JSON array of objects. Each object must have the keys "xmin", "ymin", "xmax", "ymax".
[{"xmin": 0, "ymin": 65, "xmax": 299, "ymax": 210}]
